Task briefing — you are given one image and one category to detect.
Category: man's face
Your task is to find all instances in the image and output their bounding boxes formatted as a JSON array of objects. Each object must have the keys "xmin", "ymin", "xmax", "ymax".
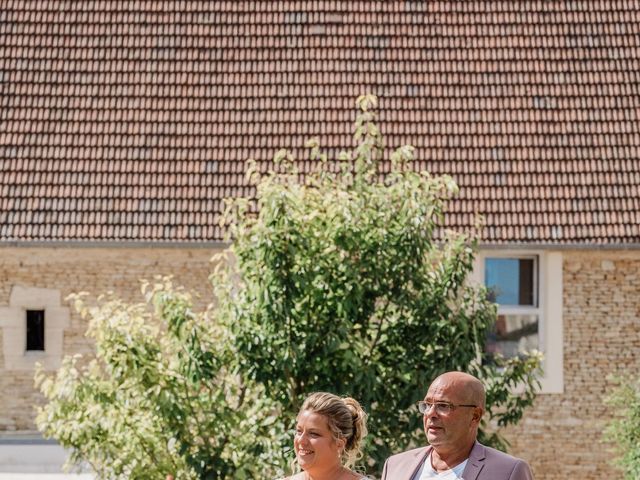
[{"xmin": 422, "ymin": 376, "xmax": 481, "ymax": 450}]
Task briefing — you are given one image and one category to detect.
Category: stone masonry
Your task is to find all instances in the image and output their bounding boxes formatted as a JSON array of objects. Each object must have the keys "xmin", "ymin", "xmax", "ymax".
[
  {"xmin": 506, "ymin": 249, "xmax": 640, "ymax": 480},
  {"xmin": 0, "ymin": 246, "xmax": 222, "ymax": 431},
  {"xmin": 1, "ymin": 247, "xmax": 639, "ymax": 479}
]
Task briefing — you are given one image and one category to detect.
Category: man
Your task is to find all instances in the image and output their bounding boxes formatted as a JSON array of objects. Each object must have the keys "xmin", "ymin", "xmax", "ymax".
[{"xmin": 382, "ymin": 371, "xmax": 533, "ymax": 480}]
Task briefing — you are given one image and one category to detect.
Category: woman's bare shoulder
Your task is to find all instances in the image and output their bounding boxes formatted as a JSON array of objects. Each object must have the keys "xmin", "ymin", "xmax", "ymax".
[{"xmin": 281, "ymin": 472, "xmax": 367, "ymax": 479}]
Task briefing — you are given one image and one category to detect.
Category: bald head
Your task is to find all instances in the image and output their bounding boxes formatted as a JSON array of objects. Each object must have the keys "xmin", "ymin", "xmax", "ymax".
[
  {"xmin": 430, "ymin": 371, "xmax": 486, "ymax": 409},
  {"xmin": 423, "ymin": 372, "xmax": 486, "ymax": 466}
]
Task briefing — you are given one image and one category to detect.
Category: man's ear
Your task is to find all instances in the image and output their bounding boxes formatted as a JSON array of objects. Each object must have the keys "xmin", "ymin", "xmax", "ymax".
[{"xmin": 472, "ymin": 407, "xmax": 484, "ymax": 424}]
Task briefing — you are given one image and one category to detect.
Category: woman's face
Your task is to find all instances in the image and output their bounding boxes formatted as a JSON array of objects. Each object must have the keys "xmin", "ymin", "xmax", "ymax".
[{"xmin": 294, "ymin": 410, "xmax": 345, "ymax": 473}]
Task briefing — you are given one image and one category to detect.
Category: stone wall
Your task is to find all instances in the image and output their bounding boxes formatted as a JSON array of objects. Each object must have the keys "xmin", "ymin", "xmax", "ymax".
[
  {"xmin": 506, "ymin": 249, "xmax": 640, "ymax": 480},
  {"xmin": 1, "ymin": 247, "xmax": 639, "ymax": 479},
  {"xmin": 0, "ymin": 246, "xmax": 221, "ymax": 431}
]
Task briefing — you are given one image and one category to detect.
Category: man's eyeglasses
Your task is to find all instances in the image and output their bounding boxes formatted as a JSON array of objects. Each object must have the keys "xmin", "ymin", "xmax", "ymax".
[{"xmin": 416, "ymin": 400, "xmax": 477, "ymax": 415}]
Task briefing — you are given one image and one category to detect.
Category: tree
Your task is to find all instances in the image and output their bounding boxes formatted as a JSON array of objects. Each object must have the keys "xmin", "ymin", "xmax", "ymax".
[
  {"xmin": 604, "ymin": 376, "xmax": 640, "ymax": 479},
  {"xmin": 37, "ymin": 95, "xmax": 540, "ymax": 479},
  {"xmin": 218, "ymin": 94, "xmax": 541, "ymax": 475},
  {"xmin": 36, "ymin": 278, "xmax": 281, "ymax": 479}
]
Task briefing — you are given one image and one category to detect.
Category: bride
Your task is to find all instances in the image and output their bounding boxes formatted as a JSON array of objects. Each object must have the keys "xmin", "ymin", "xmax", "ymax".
[{"xmin": 283, "ymin": 392, "xmax": 368, "ymax": 480}]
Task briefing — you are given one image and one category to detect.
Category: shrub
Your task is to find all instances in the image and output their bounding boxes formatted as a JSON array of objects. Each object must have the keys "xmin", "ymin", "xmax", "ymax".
[{"xmin": 605, "ymin": 376, "xmax": 640, "ymax": 479}]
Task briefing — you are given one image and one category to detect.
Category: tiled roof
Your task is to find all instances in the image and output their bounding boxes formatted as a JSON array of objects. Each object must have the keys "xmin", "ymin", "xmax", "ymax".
[{"xmin": 1, "ymin": 1, "xmax": 639, "ymax": 245}]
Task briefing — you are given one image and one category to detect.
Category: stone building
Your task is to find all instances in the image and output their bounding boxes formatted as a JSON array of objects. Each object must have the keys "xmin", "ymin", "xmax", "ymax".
[{"xmin": 1, "ymin": 1, "xmax": 639, "ymax": 478}]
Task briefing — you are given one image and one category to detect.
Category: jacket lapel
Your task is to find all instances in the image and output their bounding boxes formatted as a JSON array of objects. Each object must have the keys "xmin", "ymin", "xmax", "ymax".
[
  {"xmin": 407, "ymin": 447, "xmax": 430, "ymax": 480},
  {"xmin": 462, "ymin": 442, "xmax": 486, "ymax": 480}
]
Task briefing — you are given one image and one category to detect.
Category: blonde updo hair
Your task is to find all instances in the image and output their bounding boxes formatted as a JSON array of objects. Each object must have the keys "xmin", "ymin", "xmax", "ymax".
[{"xmin": 300, "ymin": 392, "xmax": 368, "ymax": 469}]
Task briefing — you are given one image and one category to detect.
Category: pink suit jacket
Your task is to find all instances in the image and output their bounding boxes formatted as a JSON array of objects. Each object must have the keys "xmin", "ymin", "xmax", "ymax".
[{"xmin": 381, "ymin": 441, "xmax": 534, "ymax": 480}]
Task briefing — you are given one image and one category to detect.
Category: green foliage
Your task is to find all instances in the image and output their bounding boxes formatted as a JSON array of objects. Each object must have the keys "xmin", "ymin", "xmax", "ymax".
[
  {"xmin": 35, "ymin": 278, "xmax": 283, "ymax": 479},
  {"xmin": 219, "ymin": 93, "xmax": 541, "ymax": 475},
  {"xmin": 37, "ymin": 95, "xmax": 540, "ymax": 479},
  {"xmin": 604, "ymin": 376, "xmax": 640, "ymax": 479}
]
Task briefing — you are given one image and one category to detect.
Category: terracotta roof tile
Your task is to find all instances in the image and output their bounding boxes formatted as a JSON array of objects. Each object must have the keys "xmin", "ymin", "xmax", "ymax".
[{"xmin": 1, "ymin": 0, "xmax": 639, "ymax": 244}]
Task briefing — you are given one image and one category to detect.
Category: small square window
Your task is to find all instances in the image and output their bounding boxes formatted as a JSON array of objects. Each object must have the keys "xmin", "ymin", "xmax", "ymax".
[
  {"xmin": 26, "ymin": 310, "xmax": 45, "ymax": 351},
  {"xmin": 487, "ymin": 313, "xmax": 539, "ymax": 360},
  {"xmin": 485, "ymin": 257, "xmax": 537, "ymax": 306}
]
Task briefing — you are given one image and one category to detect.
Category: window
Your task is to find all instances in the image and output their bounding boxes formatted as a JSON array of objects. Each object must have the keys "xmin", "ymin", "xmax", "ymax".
[
  {"xmin": 26, "ymin": 309, "xmax": 45, "ymax": 351},
  {"xmin": 0, "ymin": 286, "xmax": 70, "ymax": 371},
  {"xmin": 484, "ymin": 256, "xmax": 540, "ymax": 360},
  {"xmin": 472, "ymin": 251, "xmax": 564, "ymax": 394}
]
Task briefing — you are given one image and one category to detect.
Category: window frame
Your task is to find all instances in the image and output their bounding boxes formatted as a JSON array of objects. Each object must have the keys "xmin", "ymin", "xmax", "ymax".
[
  {"xmin": 0, "ymin": 286, "xmax": 70, "ymax": 371},
  {"xmin": 484, "ymin": 255, "xmax": 541, "ymax": 308},
  {"xmin": 484, "ymin": 254, "xmax": 543, "ymax": 359},
  {"xmin": 472, "ymin": 250, "xmax": 564, "ymax": 394}
]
